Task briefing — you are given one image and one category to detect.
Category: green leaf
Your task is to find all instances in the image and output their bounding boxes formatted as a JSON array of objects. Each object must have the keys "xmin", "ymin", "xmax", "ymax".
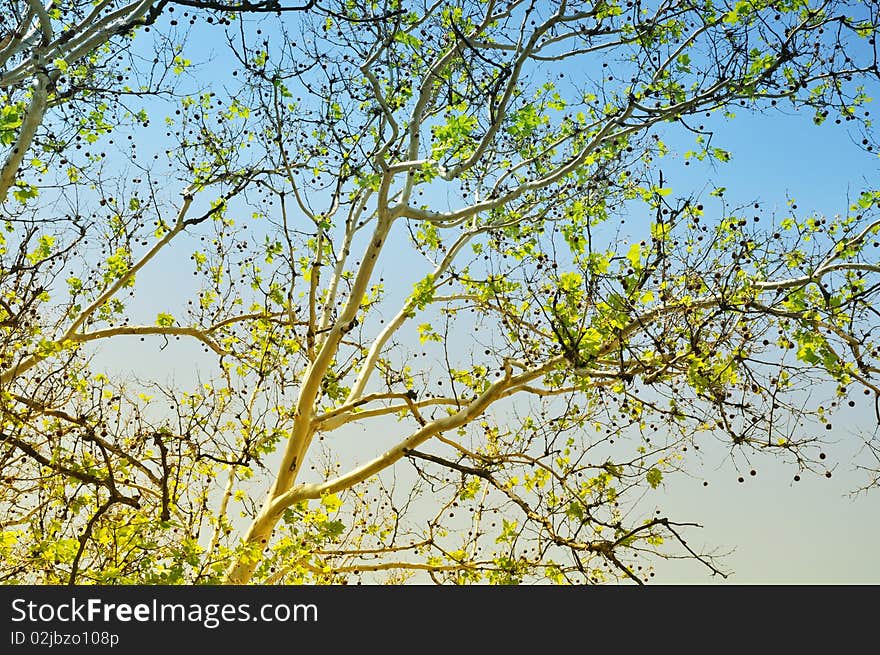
[
  {"xmin": 156, "ymin": 313, "xmax": 175, "ymax": 327},
  {"xmin": 626, "ymin": 243, "xmax": 641, "ymax": 268},
  {"xmin": 320, "ymin": 493, "xmax": 343, "ymax": 512},
  {"xmin": 12, "ymin": 184, "xmax": 39, "ymax": 203},
  {"xmin": 417, "ymin": 322, "xmax": 443, "ymax": 344},
  {"xmin": 321, "ymin": 520, "xmax": 345, "ymax": 539},
  {"xmin": 411, "ymin": 274, "xmax": 436, "ymax": 310}
]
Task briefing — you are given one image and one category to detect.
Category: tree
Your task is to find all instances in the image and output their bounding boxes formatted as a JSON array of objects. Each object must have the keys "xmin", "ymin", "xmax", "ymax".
[{"xmin": 1, "ymin": 0, "xmax": 879, "ymax": 585}]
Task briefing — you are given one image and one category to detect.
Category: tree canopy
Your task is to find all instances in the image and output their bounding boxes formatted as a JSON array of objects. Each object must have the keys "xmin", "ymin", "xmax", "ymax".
[{"xmin": 1, "ymin": 0, "xmax": 880, "ymax": 585}]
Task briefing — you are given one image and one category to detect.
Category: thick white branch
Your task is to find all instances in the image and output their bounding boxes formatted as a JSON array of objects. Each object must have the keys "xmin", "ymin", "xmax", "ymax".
[{"xmin": 0, "ymin": 72, "xmax": 48, "ymax": 200}]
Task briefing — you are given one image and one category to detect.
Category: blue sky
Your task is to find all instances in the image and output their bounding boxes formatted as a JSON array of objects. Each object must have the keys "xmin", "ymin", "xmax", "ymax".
[{"xmin": 623, "ymin": 105, "xmax": 880, "ymax": 582}]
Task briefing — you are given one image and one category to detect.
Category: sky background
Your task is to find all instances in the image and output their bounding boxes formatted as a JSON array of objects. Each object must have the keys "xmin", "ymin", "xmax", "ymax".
[
  {"xmin": 79, "ymin": 9, "xmax": 880, "ymax": 584},
  {"xmin": 649, "ymin": 107, "xmax": 880, "ymax": 583}
]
